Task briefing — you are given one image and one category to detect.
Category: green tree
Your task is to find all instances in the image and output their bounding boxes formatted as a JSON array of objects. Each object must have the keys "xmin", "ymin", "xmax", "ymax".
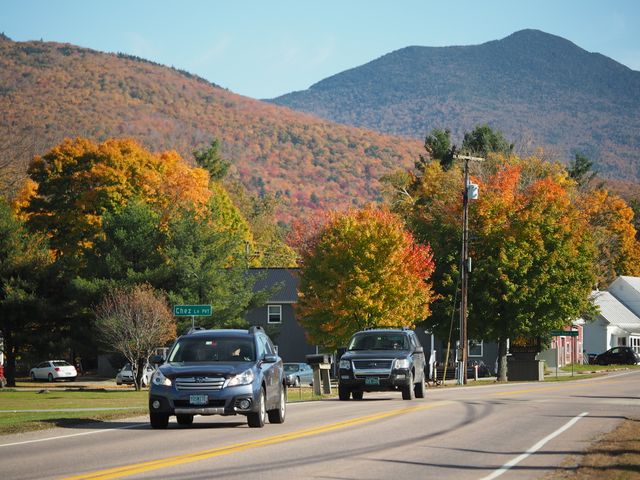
[
  {"xmin": 568, "ymin": 152, "xmax": 597, "ymax": 189},
  {"xmin": 461, "ymin": 124, "xmax": 513, "ymax": 157},
  {"xmin": 423, "ymin": 128, "xmax": 456, "ymax": 171},
  {"xmin": 194, "ymin": 138, "xmax": 230, "ymax": 182},
  {"xmin": 296, "ymin": 207, "xmax": 436, "ymax": 349},
  {"xmin": 0, "ymin": 198, "xmax": 52, "ymax": 386}
]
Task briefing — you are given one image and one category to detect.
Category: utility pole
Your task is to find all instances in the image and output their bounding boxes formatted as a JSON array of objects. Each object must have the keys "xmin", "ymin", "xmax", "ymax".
[{"xmin": 454, "ymin": 154, "xmax": 483, "ymax": 385}]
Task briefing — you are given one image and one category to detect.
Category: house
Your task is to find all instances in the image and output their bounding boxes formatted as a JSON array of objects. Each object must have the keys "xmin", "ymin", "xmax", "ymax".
[
  {"xmin": 245, "ymin": 268, "xmax": 318, "ymax": 362},
  {"xmin": 583, "ymin": 278, "xmax": 640, "ymax": 356}
]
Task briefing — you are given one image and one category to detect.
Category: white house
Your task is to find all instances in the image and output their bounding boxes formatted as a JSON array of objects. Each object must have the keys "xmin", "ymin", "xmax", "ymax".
[{"xmin": 583, "ymin": 283, "xmax": 640, "ymax": 356}]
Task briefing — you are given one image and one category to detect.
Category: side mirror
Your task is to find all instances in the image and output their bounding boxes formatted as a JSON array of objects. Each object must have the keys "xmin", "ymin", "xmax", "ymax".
[
  {"xmin": 149, "ymin": 354, "xmax": 164, "ymax": 365},
  {"xmin": 262, "ymin": 354, "xmax": 278, "ymax": 364}
]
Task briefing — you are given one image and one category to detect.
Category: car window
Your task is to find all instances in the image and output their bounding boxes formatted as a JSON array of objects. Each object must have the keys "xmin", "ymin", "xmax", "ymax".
[
  {"xmin": 52, "ymin": 361, "xmax": 71, "ymax": 367},
  {"xmin": 348, "ymin": 333, "xmax": 410, "ymax": 350},
  {"xmin": 284, "ymin": 364, "xmax": 300, "ymax": 372},
  {"xmin": 169, "ymin": 336, "xmax": 255, "ymax": 362}
]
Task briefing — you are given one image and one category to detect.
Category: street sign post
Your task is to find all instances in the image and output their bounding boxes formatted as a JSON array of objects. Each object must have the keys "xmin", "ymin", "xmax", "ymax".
[{"xmin": 173, "ymin": 305, "xmax": 212, "ymax": 330}]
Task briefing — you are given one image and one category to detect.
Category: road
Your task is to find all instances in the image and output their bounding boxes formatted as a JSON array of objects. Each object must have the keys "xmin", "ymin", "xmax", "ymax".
[{"xmin": 1, "ymin": 370, "xmax": 638, "ymax": 480}]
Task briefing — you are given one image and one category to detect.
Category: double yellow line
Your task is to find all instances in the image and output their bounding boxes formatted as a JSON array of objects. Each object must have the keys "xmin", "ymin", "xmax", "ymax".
[{"xmin": 65, "ymin": 401, "xmax": 450, "ymax": 479}]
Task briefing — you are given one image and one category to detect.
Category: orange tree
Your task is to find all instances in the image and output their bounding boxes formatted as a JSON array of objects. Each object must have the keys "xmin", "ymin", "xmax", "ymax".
[
  {"xmin": 296, "ymin": 207, "xmax": 436, "ymax": 349},
  {"xmin": 385, "ymin": 153, "xmax": 596, "ymax": 380}
]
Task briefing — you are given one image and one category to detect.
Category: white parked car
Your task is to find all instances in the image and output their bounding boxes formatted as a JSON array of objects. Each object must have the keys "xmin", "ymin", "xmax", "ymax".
[
  {"xmin": 115, "ymin": 363, "xmax": 155, "ymax": 386},
  {"xmin": 30, "ymin": 360, "xmax": 77, "ymax": 382}
]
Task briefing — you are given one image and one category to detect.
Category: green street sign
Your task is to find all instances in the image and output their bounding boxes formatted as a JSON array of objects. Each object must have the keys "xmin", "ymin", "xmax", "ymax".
[
  {"xmin": 173, "ymin": 305, "xmax": 212, "ymax": 317},
  {"xmin": 550, "ymin": 330, "xmax": 578, "ymax": 337}
]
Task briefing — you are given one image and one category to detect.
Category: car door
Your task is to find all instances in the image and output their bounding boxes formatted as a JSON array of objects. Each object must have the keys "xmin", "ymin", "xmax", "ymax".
[
  {"xmin": 259, "ymin": 334, "xmax": 279, "ymax": 408},
  {"xmin": 410, "ymin": 334, "xmax": 425, "ymax": 382}
]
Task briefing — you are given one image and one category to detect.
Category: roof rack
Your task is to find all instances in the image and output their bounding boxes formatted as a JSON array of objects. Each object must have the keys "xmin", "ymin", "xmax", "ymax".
[{"xmin": 248, "ymin": 325, "xmax": 265, "ymax": 334}]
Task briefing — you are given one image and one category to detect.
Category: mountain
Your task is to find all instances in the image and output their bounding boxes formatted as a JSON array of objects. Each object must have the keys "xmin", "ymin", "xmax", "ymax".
[
  {"xmin": 270, "ymin": 30, "xmax": 640, "ymax": 181},
  {"xmin": 0, "ymin": 35, "xmax": 422, "ymax": 223}
]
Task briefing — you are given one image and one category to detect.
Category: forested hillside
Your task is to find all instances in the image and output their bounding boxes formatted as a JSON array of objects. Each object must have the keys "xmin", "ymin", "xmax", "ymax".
[
  {"xmin": 271, "ymin": 29, "xmax": 640, "ymax": 182},
  {"xmin": 0, "ymin": 34, "xmax": 421, "ymax": 223}
]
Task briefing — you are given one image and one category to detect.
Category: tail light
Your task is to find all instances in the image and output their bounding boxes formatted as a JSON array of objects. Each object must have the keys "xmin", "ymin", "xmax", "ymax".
[{"xmin": 55, "ymin": 367, "xmax": 60, "ymax": 371}]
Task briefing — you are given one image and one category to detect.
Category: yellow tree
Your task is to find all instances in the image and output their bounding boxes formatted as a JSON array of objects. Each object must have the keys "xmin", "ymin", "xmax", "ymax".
[
  {"xmin": 296, "ymin": 207, "xmax": 436, "ymax": 349},
  {"xmin": 18, "ymin": 137, "xmax": 211, "ymax": 267}
]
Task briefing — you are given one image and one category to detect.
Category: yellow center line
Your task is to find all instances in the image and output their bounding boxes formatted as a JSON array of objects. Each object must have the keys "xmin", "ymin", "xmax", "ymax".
[{"xmin": 64, "ymin": 400, "xmax": 451, "ymax": 480}]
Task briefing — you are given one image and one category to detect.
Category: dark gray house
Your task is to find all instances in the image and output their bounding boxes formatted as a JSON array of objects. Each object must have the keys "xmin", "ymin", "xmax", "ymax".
[{"xmin": 245, "ymin": 268, "xmax": 318, "ymax": 362}]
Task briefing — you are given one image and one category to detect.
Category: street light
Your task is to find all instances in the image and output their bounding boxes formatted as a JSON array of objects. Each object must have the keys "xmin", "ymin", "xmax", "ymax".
[{"xmin": 454, "ymin": 154, "xmax": 484, "ymax": 385}]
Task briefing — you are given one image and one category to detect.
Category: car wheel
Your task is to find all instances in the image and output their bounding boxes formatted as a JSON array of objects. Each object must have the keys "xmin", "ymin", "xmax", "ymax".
[
  {"xmin": 47, "ymin": 373, "xmax": 54, "ymax": 382},
  {"xmin": 31, "ymin": 372, "xmax": 36, "ymax": 381},
  {"xmin": 150, "ymin": 413, "xmax": 169, "ymax": 429},
  {"xmin": 338, "ymin": 385, "xmax": 351, "ymax": 401},
  {"xmin": 351, "ymin": 391, "xmax": 363, "ymax": 400},
  {"xmin": 402, "ymin": 372, "xmax": 415, "ymax": 400},
  {"xmin": 116, "ymin": 379, "xmax": 122, "ymax": 385},
  {"xmin": 293, "ymin": 376, "xmax": 300, "ymax": 387},
  {"xmin": 268, "ymin": 385, "xmax": 286, "ymax": 424},
  {"xmin": 247, "ymin": 388, "xmax": 266, "ymax": 428},
  {"xmin": 176, "ymin": 414, "xmax": 194, "ymax": 426},
  {"xmin": 414, "ymin": 378, "xmax": 426, "ymax": 398}
]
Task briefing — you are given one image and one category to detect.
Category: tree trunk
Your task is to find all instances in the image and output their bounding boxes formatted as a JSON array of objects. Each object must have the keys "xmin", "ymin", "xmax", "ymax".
[
  {"xmin": 134, "ymin": 357, "xmax": 145, "ymax": 391},
  {"xmin": 4, "ymin": 329, "xmax": 16, "ymax": 387},
  {"xmin": 497, "ymin": 337, "xmax": 508, "ymax": 382}
]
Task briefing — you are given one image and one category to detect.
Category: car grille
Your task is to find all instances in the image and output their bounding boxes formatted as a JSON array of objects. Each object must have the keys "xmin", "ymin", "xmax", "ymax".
[
  {"xmin": 175, "ymin": 376, "xmax": 226, "ymax": 391},
  {"xmin": 174, "ymin": 399, "xmax": 226, "ymax": 408},
  {"xmin": 352, "ymin": 359, "xmax": 393, "ymax": 378}
]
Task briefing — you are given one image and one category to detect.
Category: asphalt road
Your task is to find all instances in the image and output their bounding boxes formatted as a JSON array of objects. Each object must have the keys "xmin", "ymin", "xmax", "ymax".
[{"xmin": 1, "ymin": 370, "xmax": 638, "ymax": 480}]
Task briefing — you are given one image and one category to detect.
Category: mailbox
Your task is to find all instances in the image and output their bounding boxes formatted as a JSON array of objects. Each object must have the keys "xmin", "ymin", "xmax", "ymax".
[{"xmin": 305, "ymin": 353, "xmax": 333, "ymax": 395}]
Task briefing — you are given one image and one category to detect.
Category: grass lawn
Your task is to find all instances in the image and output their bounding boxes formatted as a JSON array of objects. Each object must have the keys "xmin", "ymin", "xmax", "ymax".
[{"xmin": 0, "ymin": 389, "xmax": 148, "ymax": 435}]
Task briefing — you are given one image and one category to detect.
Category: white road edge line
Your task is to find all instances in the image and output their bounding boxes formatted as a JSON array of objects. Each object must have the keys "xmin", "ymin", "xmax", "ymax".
[
  {"xmin": 479, "ymin": 411, "xmax": 589, "ymax": 480},
  {"xmin": 0, "ymin": 423, "xmax": 141, "ymax": 448}
]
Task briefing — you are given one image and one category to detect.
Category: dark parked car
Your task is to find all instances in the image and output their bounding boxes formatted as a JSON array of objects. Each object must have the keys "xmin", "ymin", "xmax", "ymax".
[
  {"xmin": 593, "ymin": 346, "xmax": 640, "ymax": 365},
  {"xmin": 338, "ymin": 328, "xmax": 426, "ymax": 401},
  {"xmin": 283, "ymin": 362, "xmax": 314, "ymax": 387},
  {"xmin": 148, "ymin": 326, "xmax": 286, "ymax": 429}
]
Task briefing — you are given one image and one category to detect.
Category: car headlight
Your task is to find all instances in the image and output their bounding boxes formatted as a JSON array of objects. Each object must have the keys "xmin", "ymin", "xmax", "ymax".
[
  {"xmin": 152, "ymin": 370, "xmax": 172, "ymax": 387},
  {"xmin": 394, "ymin": 358, "xmax": 411, "ymax": 369},
  {"xmin": 339, "ymin": 359, "xmax": 351, "ymax": 370},
  {"xmin": 227, "ymin": 369, "xmax": 255, "ymax": 387}
]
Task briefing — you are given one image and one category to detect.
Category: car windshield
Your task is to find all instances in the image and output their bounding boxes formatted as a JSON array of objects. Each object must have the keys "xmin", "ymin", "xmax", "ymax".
[
  {"xmin": 52, "ymin": 361, "xmax": 71, "ymax": 367},
  {"xmin": 168, "ymin": 336, "xmax": 255, "ymax": 362},
  {"xmin": 348, "ymin": 333, "xmax": 409, "ymax": 351},
  {"xmin": 284, "ymin": 364, "xmax": 300, "ymax": 372}
]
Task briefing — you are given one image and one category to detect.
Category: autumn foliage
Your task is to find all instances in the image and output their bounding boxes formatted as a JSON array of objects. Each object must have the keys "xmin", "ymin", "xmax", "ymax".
[{"xmin": 296, "ymin": 207, "xmax": 436, "ymax": 349}]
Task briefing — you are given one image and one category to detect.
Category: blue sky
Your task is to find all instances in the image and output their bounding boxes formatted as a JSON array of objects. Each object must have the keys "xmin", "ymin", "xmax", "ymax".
[{"xmin": 3, "ymin": 1, "xmax": 639, "ymax": 99}]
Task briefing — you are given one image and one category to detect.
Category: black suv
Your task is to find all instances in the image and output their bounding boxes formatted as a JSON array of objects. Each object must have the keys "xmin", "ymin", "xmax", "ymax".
[
  {"xmin": 148, "ymin": 326, "xmax": 286, "ymax": 428},
  {"xmin": 338, "ymin": 328, "xmax": 426, "ymax": 400}
]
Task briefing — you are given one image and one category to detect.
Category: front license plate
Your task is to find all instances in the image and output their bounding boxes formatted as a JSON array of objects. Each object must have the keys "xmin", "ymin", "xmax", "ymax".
[
  {"xmin": 189, "ymin": 394, "xmax": 208, "ymax": 405},
  {"xmin": 365, "ymin": 377, "xmax": 380, "ymax": 385}
]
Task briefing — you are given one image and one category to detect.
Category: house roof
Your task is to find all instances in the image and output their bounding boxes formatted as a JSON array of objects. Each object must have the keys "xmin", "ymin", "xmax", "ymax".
[
  {"xmin": 249, "ymin": 268, "xmax": 299, "ymax": 303},
  {"xmin": 591, "ymin": 290, "xmax": 640, "ymax": 333}
]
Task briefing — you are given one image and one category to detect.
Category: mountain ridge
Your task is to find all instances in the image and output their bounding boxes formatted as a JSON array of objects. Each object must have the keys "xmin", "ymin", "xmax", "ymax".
[
  {"xmin": 0, "ymin": 36, "xmax": 422, "ymax": 223},
  {"xmin": 270, "ymin": 29, "xmax": 640, "ymax": 181}
]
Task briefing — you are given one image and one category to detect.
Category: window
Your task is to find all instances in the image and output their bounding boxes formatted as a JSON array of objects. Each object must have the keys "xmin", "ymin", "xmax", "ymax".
[
  {"xmin": 267, "ymin": 304, "xmax": 282, "ymax": 324},
  {"xmin": 468, "ymin": 340, "xmax": 483, "ymax": 357}
]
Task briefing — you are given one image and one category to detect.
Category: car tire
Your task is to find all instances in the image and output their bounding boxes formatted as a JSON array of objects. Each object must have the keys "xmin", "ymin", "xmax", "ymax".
[
  {"xmin": 116, "ymin": 379, "xmax": 122, "ymax": 385},
  {"xmin": 415, "ymin": 378, "xmax": 426, "ymax": 398},
  {"xmin": 47, "ymin": 373, "xmax": 54, "ymax": 382},
  {"xmin": 268, "ymin": 385, "xmax": 286, "ymax": 424},
  {"xmin": 402, "ymin": 372, "xmax": 415, "ymax": 400},
  {"xmin": 176, "ymin": 414, "xmax": 194, "ymax": 426},
  {"xmin": 293, "ymin": 376, "xmax": 300, "ymax": 387},
  {"xmin": 31, "ymin": 372, "xmax": 36, "ymax": 381},
  {"xmin": 351, "ymin": 391, "xmax": 363, "ymax": 400},
  {"xmin": 247, "ymin": 388, "xmax": 266, "ymax": 428},
  {"xmin": 338, "ymin": 385, "xmax": 351, "ymax": 401},
  {"xmin": 150, "ymin": 413, "xmax": 169, "ymax": 429}
]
